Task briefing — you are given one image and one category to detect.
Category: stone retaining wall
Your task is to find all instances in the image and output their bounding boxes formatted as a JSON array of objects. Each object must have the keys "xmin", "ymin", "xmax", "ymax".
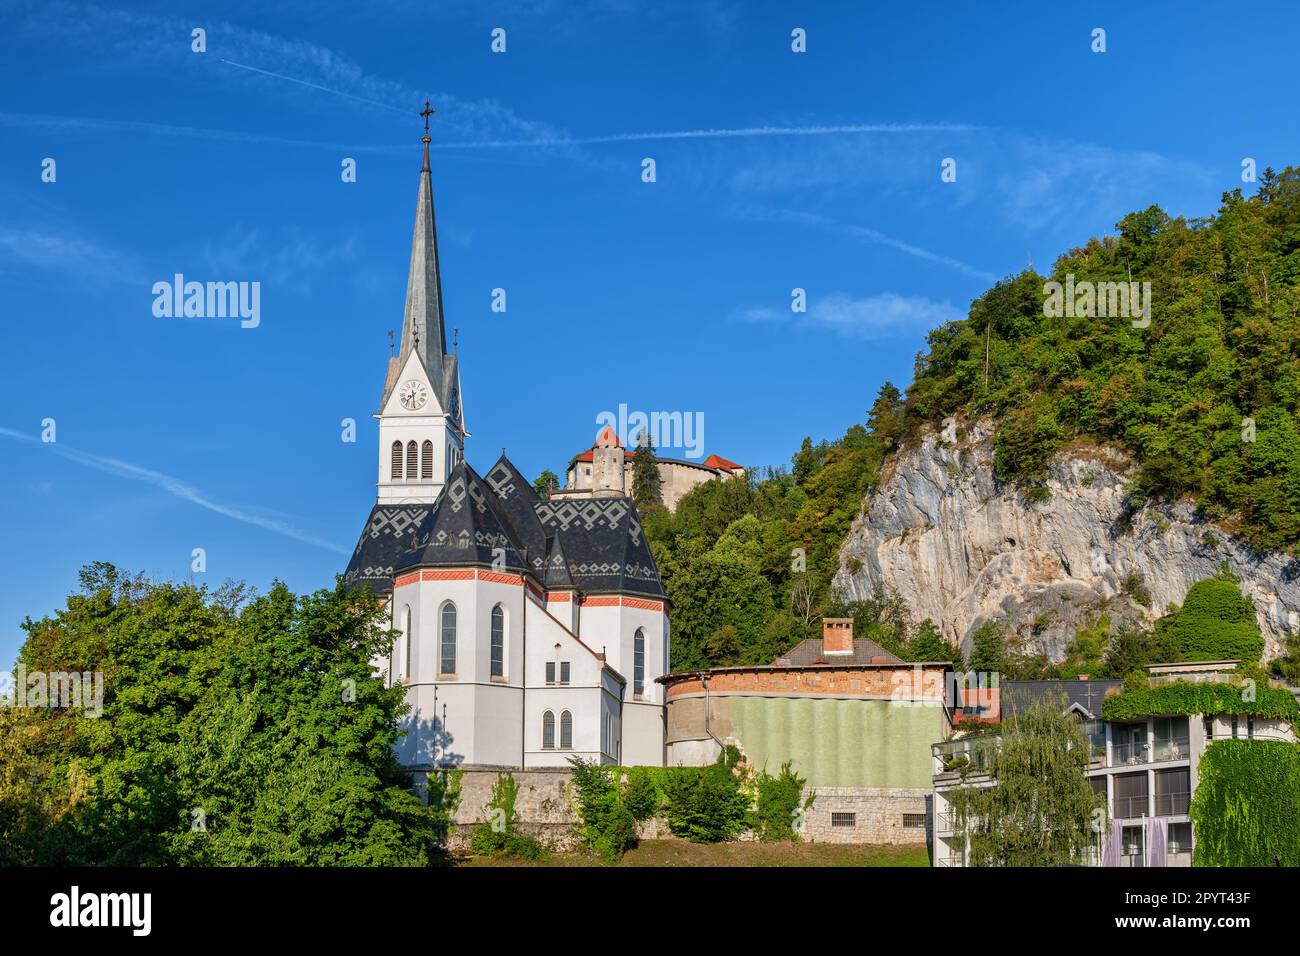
[{"xmin": 442, "ymin": 767, "xmax": 931, "ymax": 851}]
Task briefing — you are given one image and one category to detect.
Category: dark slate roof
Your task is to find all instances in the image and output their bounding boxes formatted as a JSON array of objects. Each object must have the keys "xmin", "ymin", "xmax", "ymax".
[
  {"xmin": 1001, "ymin": 680, "xmax": 1124, "ymax": 719},
  {"xmin": 395, "ymin": 461, "xmax": 530, "ymax": 575},
  {"xmin": 533, "ymin": 495, "xmax": 664, "ymax": 598},
  {"xmin": 776, "ymin": 638, "xmax": 904, "ymax": 667},
  {"xmin": 344, "ymin": 503, "xmax": 431, "ymax": 596},
  {"xmin": 347, "ymin": 455, "xmax": 665, "ymax": 599},
  {"xmin": 483, "ymin": 455, "xmax": 548, "ymax": 569},
  {"xmin": 541, "ymin": 534, "xmax": 574, "ymax": 589}
]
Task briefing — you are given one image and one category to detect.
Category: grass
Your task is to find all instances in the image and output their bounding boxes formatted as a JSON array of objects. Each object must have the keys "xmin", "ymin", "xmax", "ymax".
[{"xmin": 454, "ymin": 840, "xmax": 930, "ymax": 867}]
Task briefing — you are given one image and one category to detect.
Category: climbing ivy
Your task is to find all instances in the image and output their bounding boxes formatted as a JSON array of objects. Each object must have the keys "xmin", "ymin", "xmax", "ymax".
[
  {"xmin": 1190, "ymin": 741, "xmax": 1300, "ymax": 866},
  {"xmin": 1101, "ymin": 680, "xmax": 1300, "ymax": 723}
]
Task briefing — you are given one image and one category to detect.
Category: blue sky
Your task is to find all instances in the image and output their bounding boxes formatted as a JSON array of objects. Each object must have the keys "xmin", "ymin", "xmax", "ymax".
[{"xmin": 2, "ymin": 0, "xmax": 1297, "ymax": 665}]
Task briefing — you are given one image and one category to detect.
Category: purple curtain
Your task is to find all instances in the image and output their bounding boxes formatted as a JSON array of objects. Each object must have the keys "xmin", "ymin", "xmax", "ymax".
[
  {"xmin": 1102, "ymin": 820, "xmax": 1122, "ymax": 867},
  {"xmin": 1147, "ymin": 817, "xmax": 1168, "ymax": 868}
]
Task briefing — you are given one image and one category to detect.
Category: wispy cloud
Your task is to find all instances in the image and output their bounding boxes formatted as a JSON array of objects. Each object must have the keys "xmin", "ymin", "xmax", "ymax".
[
  {"xmin": 0, "ymin": 227, "xmax": 145, "ymax": 285},
  {"xmin": 737, "ymin": 291, "xmax": 964, "ymax": 341},
  {"xmin": 200, "ymin": 228, "xmax": 361, "ymax": 291},
  {"xmin": 0, "ymin": 428, "xmax": 347, "ymax": 555}
]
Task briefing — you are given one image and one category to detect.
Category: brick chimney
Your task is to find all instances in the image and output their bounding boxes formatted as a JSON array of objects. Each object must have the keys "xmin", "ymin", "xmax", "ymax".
[{"xmin": 822, "ymin": 617, "xmax": 854, "ymax": 656}]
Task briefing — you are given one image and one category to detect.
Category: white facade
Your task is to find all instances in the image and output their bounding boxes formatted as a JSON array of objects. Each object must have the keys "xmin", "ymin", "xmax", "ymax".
[
  {"xmin": 381, "ymin": 572, "xmax": 667, "ymax": 770},
  {"xmin": 356, "ymin": 145, "xmax": 669, "ymax": 772}
]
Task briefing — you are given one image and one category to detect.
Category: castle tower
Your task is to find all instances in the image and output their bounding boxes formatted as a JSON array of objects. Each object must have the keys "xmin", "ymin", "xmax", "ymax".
[{"xmin": 591, "ymin": 424, "xmax": 625, "ymax": 498}]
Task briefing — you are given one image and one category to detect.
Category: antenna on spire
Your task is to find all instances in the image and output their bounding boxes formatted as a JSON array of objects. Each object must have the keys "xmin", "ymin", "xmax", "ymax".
[
  {"xmin": 387, "ymin": 329, "xmax": 394, "ymax": 356},
  {"xmin": 453, "ymin": 327, "xmax": 459, "ymax": 354}
]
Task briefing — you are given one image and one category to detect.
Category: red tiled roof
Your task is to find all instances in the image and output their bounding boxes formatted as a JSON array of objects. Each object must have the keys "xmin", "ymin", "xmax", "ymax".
[{"xmin": 702, "ymin": 454, "xmax": 743, "ymax": 472}]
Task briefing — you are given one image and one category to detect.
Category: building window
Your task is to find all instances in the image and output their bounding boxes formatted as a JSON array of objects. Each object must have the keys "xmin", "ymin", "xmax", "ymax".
[
  {"xmin": 542, "ymin": 711, "xmax": 555, "ymax": 749},
  {"xmin": 421, "ymin": 440, "xmax": 433, "ymax": 480},
  {"xmin": 391, "ymin": 441, "xmax": 403, "ymax": 480},
  {"xmin": 396, "ymin": 604, "xmax": 411, "ymax": 680},
  {"xmin": 634, "ymin": 627, "xmax": 645, "ymax": 697},
  {"xmin": 1113, "ymin": 771, "xmax": 1149, "ymax": 819},
  {"xmin": 1247, "ymin": 716, "xmax": 1255, "ymax": 740},
  {"xmin": 545, "ymin": 662, "xmax": 554, "ymax": 684},
  {"xmin": 1121, "ymin": 825, "xmax": 1145, "ymax": 866},
  {"xmin": 1231, "ymin": 715, "xmax": 1240, "ymax": 739},
  {"xmin": 547, "ymin": 661, "xmax": 569, "ymax": 685},
  {"xmin": 902, "ymin": 813, "xmax": 926, "ymax": 828},
  {"xmin": 490, "ymin": 604, "xmax": 504, "ymax": 678},
  {"xmin": 1153, "ymin": 716, "xmax": 1190, "ymax": 761},
  {"xmin": 439, "ymin": 602, "xmax": 456, "ymax": 675},
  {"xmin": 560, "ymin": 711, "xmax": 573, "ymax": 749},
  {"xmin": 1168, "ymin": 822, "xmax": 1193, "ymax": 857},
  {"xmin": 561, "ymin": 662, "xmax": 570, "ymax": 684},
  {"xmin": 1204, "ymin": 715, "xmax": 1214, "ymax": 741},
  {"xmin": 1155, "ymin": 768, "xmax": 1191, "ymax": 816},
  {"xmin": 406, "ymin": 441, "xmax": 418, "ymax": 480},
  {"xmin": 831, "ymin": 812, "xmax": 856, "ymax": 828}
]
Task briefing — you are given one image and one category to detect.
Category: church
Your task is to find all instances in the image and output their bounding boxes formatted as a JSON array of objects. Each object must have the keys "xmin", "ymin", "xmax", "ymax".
[{"xmin": 344, "ymin": 115, "xmax": 669, "ymax": 776}]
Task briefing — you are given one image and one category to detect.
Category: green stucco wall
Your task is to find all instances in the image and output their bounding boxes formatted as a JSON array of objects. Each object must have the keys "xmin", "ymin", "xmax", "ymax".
[{"xmin": 724, "ymin": 696, "xmax": 942, "ymax": 788}]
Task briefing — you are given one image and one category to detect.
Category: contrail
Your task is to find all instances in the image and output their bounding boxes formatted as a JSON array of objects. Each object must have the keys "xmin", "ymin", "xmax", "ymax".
[
  {"xmin": 430, "ymin": 123, "xmax": 975, "ymax": 149},
  {"xmin": 219, "ymin": 58, "xmax": 412, "ymax": 115},
  {"xmin": 0, "ymin": 428, "xmax": 348, "ymax": 555},
  {"xmin": 0, "ymin": 111, "xmax": 973, "ymax": 153}
]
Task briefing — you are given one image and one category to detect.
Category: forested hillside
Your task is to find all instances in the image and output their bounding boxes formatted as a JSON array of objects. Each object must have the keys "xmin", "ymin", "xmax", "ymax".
[{"xmin": 648, "ymin": 166, "xmax": 1300, "ymax": 673}]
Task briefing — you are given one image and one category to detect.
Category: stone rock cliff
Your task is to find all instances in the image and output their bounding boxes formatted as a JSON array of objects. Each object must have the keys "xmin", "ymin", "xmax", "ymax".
[{"xmin": 833, "ymin": 422, "xmax": 1299, "ymax": 663}]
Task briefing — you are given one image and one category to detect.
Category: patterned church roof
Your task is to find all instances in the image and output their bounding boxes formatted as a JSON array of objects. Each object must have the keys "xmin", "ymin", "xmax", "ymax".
[{"xmin": 345, "ymin": 455, "xmax": 664, "ymax": 599}]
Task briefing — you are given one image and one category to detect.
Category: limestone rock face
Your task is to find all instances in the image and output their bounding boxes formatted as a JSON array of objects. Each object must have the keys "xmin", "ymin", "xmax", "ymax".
[{"xmin": 832, "ymin": 423, "xmax": 1300, "ymax": 663}]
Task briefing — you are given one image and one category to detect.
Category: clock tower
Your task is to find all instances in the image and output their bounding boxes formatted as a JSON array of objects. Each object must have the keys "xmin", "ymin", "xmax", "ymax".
[{"xmin": 374, "ymin": 102, "xmax": 466, "ymax": 505}]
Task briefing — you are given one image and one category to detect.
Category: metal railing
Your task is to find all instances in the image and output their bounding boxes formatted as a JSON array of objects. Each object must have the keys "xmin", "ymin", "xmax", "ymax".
[
  {"xmin": 1112, "ymin": 741, "xmax": 1149, "ymax": 766},
  {"xmin": 1154, "ymin": 792, "xmax": 1191, "ymax": 816},
  {"xmin": 1152, "ymin": 738, "xmax": 1191, "ymax": 762},
  {"xmin": 1113, "ymin": 795, "xmax": 1149, "ymax": 818}
]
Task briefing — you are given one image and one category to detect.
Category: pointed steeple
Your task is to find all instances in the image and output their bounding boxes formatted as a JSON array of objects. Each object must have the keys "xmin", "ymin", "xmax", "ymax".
[{"xmin": 388, "ymin": 99, "xmax": 450, "ymax": 409}]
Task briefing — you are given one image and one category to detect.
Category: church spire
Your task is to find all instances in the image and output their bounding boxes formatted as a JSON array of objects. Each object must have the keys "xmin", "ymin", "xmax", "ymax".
[{"xmin": 393, "ymin": 99, "xmax": 449, "ymax": 405}]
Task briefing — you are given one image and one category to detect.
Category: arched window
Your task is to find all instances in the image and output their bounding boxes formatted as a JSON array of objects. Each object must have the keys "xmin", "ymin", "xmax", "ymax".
[
  {"xmin": 400, "ymin": 606, "xmax": 410, "ymax": 681},
  {"xmin": 391, "ymin": 441, "xmax": 403, "ymax": 480},
  {"xmin": 490, "ymin": 604, "xmax": 505, "ymax": 678},
  {"xmin": 560, "ymin": 711, "xmax": 573, "ymax": 750},
  {"xmin": 542, "ymin": 711, "xmax": 555, "ymax": 749},
  {"xmin": 406, "ymin": 441, "xmax": 418, "ymax": 480},
  {"xmin": 634, "ymin": 627, "xmax": 646, "ymax": 697},
  {"xmin": 421, "ymin": 440, "xmax": 433, "ymax": 480},
  {"xmin": 439, "ymin": 602, "xmax": 457, "ymax": 675}
]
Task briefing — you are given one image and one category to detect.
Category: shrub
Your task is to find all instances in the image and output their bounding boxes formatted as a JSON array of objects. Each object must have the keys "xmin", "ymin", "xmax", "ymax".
[
  {"xmin": 568, "ymin": 758, "xmax": 638, "ymax": 862},
  {"xmin": 1152, "ymin": 569, "xmax": 1264, "ymax": 663},
  {"xmin": 662, "ymin": 747, "xmax": 750, "ymax": 843},
  {"xmin": 620, "ymin": 767, "xmax": 661, "ymax": 822},
  {"xmin": 753, "ymin": 762, "xmax": 813, "ymax": 842},
  {"xmin": 468, "ymin": 772, "xmax": 543, "ymax": 859}
]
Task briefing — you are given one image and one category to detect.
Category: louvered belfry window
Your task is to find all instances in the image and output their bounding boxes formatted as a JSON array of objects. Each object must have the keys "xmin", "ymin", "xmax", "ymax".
[
  {"xmin": 391, "ymin": 441, "xmax": 403, "ymax": 480},
  {"xmin": 421, "ymin": 441, "xmax": 434, "ymax": 480},
  {"xmin": 406, "ymin": 441, "xmax": 418, "ymax": 480}
]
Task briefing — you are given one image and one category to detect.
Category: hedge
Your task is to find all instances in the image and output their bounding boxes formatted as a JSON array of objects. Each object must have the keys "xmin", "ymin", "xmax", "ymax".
[
  {"xmin": 1190, "ymin": 740, "xmax": 1300, "ymax": 866},
  {"xmin": 1101, "ymin": 681, "xmax": 1300, "ymax": 723}
]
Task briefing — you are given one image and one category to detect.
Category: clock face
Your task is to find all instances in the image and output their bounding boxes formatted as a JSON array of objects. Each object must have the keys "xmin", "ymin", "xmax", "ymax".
[{"xmin": 398, "ymin": 380, "xmax": 428, "ymax": 410}]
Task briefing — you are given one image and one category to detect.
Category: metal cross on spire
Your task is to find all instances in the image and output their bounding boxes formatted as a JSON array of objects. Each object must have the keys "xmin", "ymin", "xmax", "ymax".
[
  {"xmin": 419, "ymin": 99, "xmax": 435, "ymax": 170},
  {"xmin": 420, "ymin": 99, "xmax": 434, "ymax": 141}
]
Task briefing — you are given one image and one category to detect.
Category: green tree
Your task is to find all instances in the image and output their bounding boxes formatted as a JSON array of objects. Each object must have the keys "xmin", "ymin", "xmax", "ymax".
[
  {"xmin": 631, "ymin": 430, "xmax": 663, "ymax": 509},
  {"xmin": 906, "ymin": 619, "xmax": 955, "ymax": 662},
  {"xmin": 532, "ymin": 469, "xmax": 559, "ymax": 498},
  {"xmin": 966, "ymin": 619, "xmax": 1006, "ymax": 673},
  {"xmin": 948, "ymin": 697, "xmax": 1106, "ymax": 866},
  {"xmin": 1152, "ymin": 566, "xmax": 1264, "ymax": 663}
]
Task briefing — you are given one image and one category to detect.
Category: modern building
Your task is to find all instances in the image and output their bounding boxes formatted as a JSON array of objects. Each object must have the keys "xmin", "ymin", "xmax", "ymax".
[
  {"xmin": 660, "ymin": 618, "xmax": 953, "ymax": 843},
  {"xmin": 556, "ymin": 426, "xmax": 745, "ymax": 511},
  {"xmin": 931, "ymin": 662, "xmax": 1296, "ymax": 867},
  {"xmin": 343, "ymin": 123, "xmax": 669, "ymax": 779}
]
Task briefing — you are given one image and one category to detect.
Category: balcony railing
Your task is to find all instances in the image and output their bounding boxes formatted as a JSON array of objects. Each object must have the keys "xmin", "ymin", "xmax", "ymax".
[
  {"xmin": 1152, "ymin": 738, "xmax": 1191, "ymax": 762},
  {"xmin": 1111, "ymin": 742, "xmax": 1149, "ymax": 766},
  {"xmin": 1154, "ymin": 792, "xmax": 1191, "ymax": 816},
  {"xmin": 1113, "ymin": 795, "xmax": 1149, "ymax": 818}
]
